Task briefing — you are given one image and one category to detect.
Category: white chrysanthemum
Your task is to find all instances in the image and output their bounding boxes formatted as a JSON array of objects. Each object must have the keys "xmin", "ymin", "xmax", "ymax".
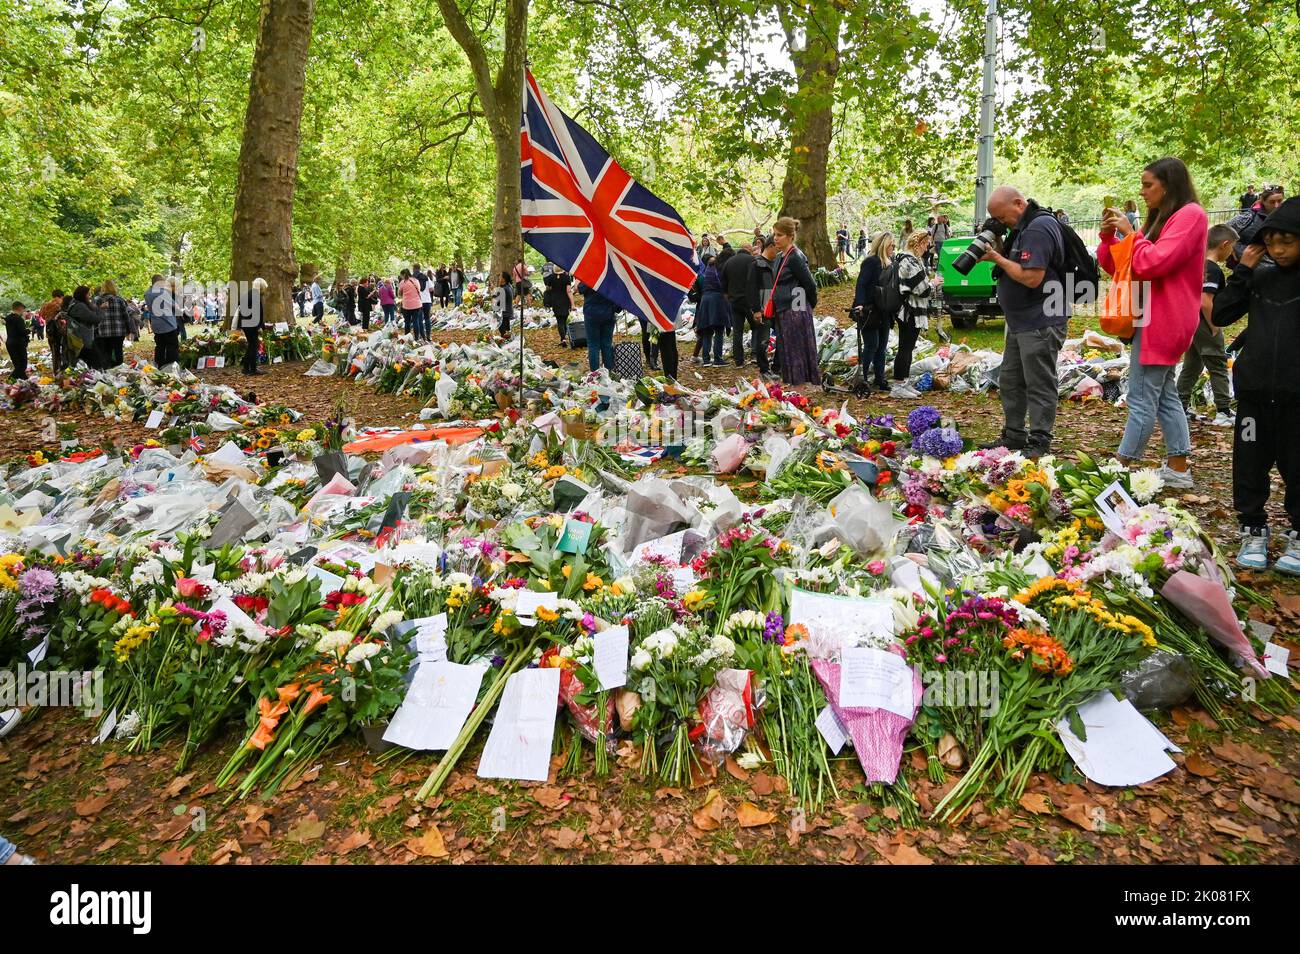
[
  {"xmin": 130, "ymin": 558, "xmax": 165, "ymax": 589},
  {"xmin": 631, "ymin": 648, "xmax": 652, "ymax": 671},
  {"xmin": 500, "ymin": 482, "xmax": 524, "ymax": 502},
  {"xmin": 445, "ymin": 571, "xmax": 473, "ymax": 588},
  {"xmin": 371, "ymin": 610, "xmax": 404, "ymax": 632},
  {"xmin": 1015, "ymin": 602, "xmax": 1050, "ymax": 633},
  {"xmin": 284, "ymin": 569, "xmax": 306, "ymax": 586},
  {"xmin": 314, "ymin": 630, "xmax": 353, "ymax": 654},
  {"xmin": 709, "ymin": 634, "xmax": 736, "ymax": 659},
  {"xmin": 345, "ymin": 642, "xmax": 382, "ymax": 665},
  {"xmin": 1128, "ymin": 468, "xmax": 1163, "ymax": 503}
]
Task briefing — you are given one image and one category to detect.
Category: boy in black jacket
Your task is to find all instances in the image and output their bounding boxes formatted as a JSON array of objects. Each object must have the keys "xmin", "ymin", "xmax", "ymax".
[{"xmin": 1212, "ymin": 196, "xmax": 1300, "ymax": 573}]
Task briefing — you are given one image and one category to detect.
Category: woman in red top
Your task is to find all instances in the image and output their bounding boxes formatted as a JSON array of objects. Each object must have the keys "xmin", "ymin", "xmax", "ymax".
[{"xmin": 1098, "ymin": 157, "xmax": 1206, "ymax": 488}]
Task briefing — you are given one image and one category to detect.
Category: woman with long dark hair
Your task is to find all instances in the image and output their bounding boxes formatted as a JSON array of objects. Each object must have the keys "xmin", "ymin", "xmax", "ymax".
[
  {"xmin": 770, "ymin": 216, "xmax": 820, "ymax": 387},
  {"xmin": 1099, "ymin": 156, "xmax": 1207, "ymax": 488},
  {"xmin": 65, "ymin": 285, "xmax": 101, "ymax": 369}
]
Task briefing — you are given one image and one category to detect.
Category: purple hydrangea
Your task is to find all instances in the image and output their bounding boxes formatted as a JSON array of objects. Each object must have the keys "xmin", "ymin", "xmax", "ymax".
[
  {"xmin": 914, "ymin": 426, "xmax": 964, "ymax": 460},
  {"xmin": 906, "ymin": 405, "xmax": 941, "ymax": 436}
]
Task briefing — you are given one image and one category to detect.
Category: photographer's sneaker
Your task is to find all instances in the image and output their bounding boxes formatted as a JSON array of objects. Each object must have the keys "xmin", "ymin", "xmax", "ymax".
[
  {"xmin": 1236, "ymin": 526, "xmax": 1270, "ymax": 571},
  {"xmin": 1156, "ymin": 464, "xmax": 1194, "ymax": 490},
  {"xmin": 0, "ymin": 707, "xmax": 20, "ymax": 740},
  {"xmin": 1210, "ymin": 412, "xmax": 1235, "ymax": 427},
  {"xmin": 1275, "ymin": 529, "xmax": 1300, "ymax": 576}
]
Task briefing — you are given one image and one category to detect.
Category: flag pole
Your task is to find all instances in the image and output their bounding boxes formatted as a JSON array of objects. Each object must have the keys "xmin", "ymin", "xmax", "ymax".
[{"xmin": 519, "ymin": 54, "xmax": 531, "ymax": 412}]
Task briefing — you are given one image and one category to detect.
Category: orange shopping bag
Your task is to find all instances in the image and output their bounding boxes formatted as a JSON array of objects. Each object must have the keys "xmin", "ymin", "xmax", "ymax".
[{"xmin": 1100, "ymin": 232, "xmax": 1138, "ymax": 338}]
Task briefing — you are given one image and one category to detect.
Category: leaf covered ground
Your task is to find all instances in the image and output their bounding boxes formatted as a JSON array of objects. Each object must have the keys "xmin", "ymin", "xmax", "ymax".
[{"xmin": 3, "ymin": 296, "xmax": 1298, "ymax": 864}]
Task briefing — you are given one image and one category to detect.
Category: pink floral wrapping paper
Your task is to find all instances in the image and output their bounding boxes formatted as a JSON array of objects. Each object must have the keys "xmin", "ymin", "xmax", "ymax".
[{"xmin": 811, "ymin": 649, "xmax": 922, "ymax": 784}]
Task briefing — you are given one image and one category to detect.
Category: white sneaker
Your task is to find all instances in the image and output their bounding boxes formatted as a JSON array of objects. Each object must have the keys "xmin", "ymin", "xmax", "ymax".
[
  {"xmin": 0, "ymin": 707, "xmax": 20, "ymax": 740},
  {"xmin": 1210, "ymin": 412, "xmax": 1234, "ymax": 427},
  {"xmin": 1157, "ymin": 464, "xmax": 1194, "ymax": 490},
  {"xmin": 1276, "ymin": 529, "xmax": 1300, "ymax": 576},
  {"xmin": 1236, "ymin": 527, "xmax": 1270, "ymax": 570}
]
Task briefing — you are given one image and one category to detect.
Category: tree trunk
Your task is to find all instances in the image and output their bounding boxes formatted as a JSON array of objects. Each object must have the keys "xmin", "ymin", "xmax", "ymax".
[
  {"xmin": 436, "ymin": 0, "xmax": 527, "ymax": 280},
  {"xmin": 229, "ymin": 0, "xmax": 315, "ymax": 325},
  {"xmin": 488, "ymin": 117, "xmax": 523, "ymax": 281},
  {"xmin": 778, "ymin": 5, "xmax": 840, "ymax": 270}
]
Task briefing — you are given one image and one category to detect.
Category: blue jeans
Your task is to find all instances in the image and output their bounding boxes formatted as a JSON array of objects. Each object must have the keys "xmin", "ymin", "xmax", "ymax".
[
  {"xmin": 586, "ymin": 315, "xmax": 616, "ymax": 371},
  {"xmin": 452, "ymin": 287, "xmax": 463, "ymax": 307},
  {"xmin": 382, "ymin": 303, "xmax": 396, "ymax": 325},
  {"xmin": 1119, "ymin": 327, "xmax": 1192, "ymax": 459},
  {"xmin": 859, "ymin": 323, "xmax": 889, "ymax": 386},
  {"xmin": 0, "ymin": 833, "xmax": 16, "ymax": 864}
]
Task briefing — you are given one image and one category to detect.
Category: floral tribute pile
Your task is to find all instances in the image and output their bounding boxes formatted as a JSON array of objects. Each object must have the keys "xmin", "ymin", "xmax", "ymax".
[{"xmin": 0, "ymin": 319, "xmax": 1292, "ymax": 827}]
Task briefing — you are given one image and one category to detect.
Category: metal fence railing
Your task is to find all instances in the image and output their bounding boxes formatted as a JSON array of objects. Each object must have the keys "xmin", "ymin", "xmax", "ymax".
[{"xmin": 1069, "ymin": 208, "xmax": 1243, "ymax": 249}]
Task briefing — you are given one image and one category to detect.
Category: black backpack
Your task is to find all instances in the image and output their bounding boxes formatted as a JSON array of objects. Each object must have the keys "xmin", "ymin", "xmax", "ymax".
[
  {"xmin": 1030, "ymin": 210, "xmax": 1100, "ymax": 305},
  {"xmin": 870, "ymin": 255, "xmax": 905, "ymax": 326}
]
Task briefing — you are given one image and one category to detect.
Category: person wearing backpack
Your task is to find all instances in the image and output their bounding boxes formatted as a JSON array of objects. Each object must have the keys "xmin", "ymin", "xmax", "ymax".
[
  {"xmin": 850, "ymin": 231, "xmax": 894, "ymax": 391},
  {"xmin": 978, "ymin": 185, "xmax": 1073, "ymax": 457}
]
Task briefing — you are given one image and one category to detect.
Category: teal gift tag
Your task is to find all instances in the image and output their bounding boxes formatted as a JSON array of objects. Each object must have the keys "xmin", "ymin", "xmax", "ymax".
[{"xmin": 557, "ymin": 518, "xmax": 593, "ymax": 554}]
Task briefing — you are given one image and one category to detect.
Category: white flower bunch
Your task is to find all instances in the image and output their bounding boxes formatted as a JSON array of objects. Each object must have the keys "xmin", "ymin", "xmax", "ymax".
[
  {"xmin": 345, "ymin": 642, "xmax": 383, "ymax": 665},
  {"xmin": 722, "ymin": 610, "xmax": 765, "ymax": 637},
  {"xmin": 635, "ymin": 623, "xmax": 688, "ymax": 668},
  {"xmin": 314, "ymin": 630, "xmax": 354, "ymax": 654},
  {"xmin": 129, "ymin": 558, "xmax": 165, "ymax": 589},
  {"xmin": 371, "ymin": 610, "xmax": 404, "ymax": 633},
  {"xmin": 690, "ymin": 633, "xmax": 736, "ymax": 667}
]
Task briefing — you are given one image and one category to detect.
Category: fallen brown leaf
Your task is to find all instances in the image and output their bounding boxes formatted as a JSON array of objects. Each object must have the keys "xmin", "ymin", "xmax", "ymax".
[
  {"xmin": 692, "ymin": 789, "xmax": 727, "ymax": 831},
  {"xmin": 736, "ymin": 801, "xmax": 776, "ymax": 828},
  {"xmin": 407, "ymin": 826, "xmax": 449, "ymax": 859}
]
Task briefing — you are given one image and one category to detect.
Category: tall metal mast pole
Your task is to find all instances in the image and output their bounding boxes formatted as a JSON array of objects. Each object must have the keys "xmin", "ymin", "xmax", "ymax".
[{"xmin": 973, "ymin": 0, "xmax": 998, "ymax": 229}]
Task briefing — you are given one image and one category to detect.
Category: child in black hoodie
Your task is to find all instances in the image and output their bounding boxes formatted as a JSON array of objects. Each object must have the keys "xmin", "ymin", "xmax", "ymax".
[{"xmin": 1212, "ymin": 196, "xmax": 1300, "ymax": 573}]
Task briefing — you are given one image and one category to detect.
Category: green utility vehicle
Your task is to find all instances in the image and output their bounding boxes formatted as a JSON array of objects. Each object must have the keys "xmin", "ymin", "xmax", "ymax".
[{"xmin": 937, "ymin": 236, "xmax": 1001, "ymax": 329}]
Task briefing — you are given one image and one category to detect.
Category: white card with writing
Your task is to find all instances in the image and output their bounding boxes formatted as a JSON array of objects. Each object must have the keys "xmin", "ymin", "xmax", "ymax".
[
  {"xmin": 839, "ymin": 647, "xmax": 914, "ymax": 717},
  {"xmin": 789, "ymin": 588, "xmax": 895, "ymax": 652},
  {"xmin": 383, "ymin": 661, "xmax": 486, "ymax": 751},
  {"xmin": 514, "ymin": 590, "xmax": 559, "ymax": 620},
  {"xmin": 145, "ymin": 410, "xmax": 165, "ymax": 429},
  {"xmin": 815, "ymin": 704, "xmax": 849, "ymax": 754},
  {"xmin": 410, "ymin": 614, "xmax": 448, "ymax": 661},
  {"xmin": 1263, "ymin": 642, "xmax": 1291, "ymax": 677},
  {"xmin": 593, "ymin": 624, "xmax": 629, "ymax": 691},
  {"xmin": 477, "ymin": 667, "xmax": 561, "ymax": 781}
]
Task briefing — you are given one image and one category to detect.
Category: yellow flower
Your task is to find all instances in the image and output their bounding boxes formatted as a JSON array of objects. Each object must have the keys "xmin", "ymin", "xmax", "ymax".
[
  {"xmin": 537, "ymin": 606, "xmax": 560, "ymax": 622},
  {"xmin": 583, "ymin": 573, "xmax": 603, "ymax": 592},
  {"xmin": 562, "ymin": 565, "xmax": 572, "ymax": 578},
  {"xmin": 682, "ymin": 590, "xmax": 707, "ymax": 611},
  {"xmin": 297, "ymin": 429, "xmax": 316, "ymax": 442}
]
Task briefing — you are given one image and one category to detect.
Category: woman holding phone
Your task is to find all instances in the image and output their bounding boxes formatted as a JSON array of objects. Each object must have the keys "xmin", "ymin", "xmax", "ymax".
[{"xmin": 1098, "ymin": 157, "xmax": 1206, "ymax": 488}]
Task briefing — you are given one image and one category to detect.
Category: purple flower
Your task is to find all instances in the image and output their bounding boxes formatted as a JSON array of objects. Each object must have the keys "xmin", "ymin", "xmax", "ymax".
[
  {"xmin": 762, "ymin": 611, "xmax": 785, "ymax": 643},
  {"xmin": 906, "ymin": 405, "xmax": 941, "ymax": 436},
  {"xmin": 490, "ymin": 654, "xmax": 506, "ymax": 668},
  {"xmin": 18, "ymin": 568, "xmax": 57, "ymax": 603},
  {"xmin": 914, "ymin": 426, "xmax": 964, "ymax": 460}
]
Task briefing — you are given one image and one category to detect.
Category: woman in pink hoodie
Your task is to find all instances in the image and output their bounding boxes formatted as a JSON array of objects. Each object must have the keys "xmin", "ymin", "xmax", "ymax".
[{"xmin": 1098, "ymin": 157, "xmax": 1207, "ymax": 488}]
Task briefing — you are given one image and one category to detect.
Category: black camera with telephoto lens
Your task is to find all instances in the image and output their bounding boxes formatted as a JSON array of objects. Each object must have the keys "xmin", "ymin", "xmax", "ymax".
[{"xmin": 951, "ymin": 217, "xmax": 1008, "ymax": 275}]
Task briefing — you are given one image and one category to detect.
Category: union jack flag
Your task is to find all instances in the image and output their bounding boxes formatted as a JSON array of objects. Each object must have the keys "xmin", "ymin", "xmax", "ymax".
[{"xmin": 520, "ymin": 70, "xmax": 697, "ymax": 332}]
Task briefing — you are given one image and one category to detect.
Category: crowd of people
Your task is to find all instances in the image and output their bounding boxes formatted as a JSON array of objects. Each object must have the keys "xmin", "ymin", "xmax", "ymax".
[{"xmin": 8, "ymin": 172, "xmax": 1299, "ymax": 576}]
